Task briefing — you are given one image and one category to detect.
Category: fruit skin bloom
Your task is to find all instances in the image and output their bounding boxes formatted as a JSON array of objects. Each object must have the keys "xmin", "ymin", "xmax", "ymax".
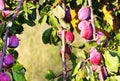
[
  {"xmin": 65, "ymin": 31, "xmax": 74, "ymax": 43},
  {"xmin": 78, "ymin": 6, "xmax": 90, "ymax": 21},
  {"xmin": 0, "ymin": 72, "xmax": 10, "ymax": 81},
  {"xmin": 90, "ymin": 47, "xmax": 102, "ymax": 65},
  {"xmin": 8, "ymin": 35, "xmax": 19, "ymax": 48},
  {"xmin": 0, "ymin": 0, "xmax": 5, "ymax": 11},
  {"xmin": 78, "ymin": 20, "xmax": 93, "ymax": 40},
  {"xmin": 3, "ymin": 54, "xmax": 14, "ymax": 67}
]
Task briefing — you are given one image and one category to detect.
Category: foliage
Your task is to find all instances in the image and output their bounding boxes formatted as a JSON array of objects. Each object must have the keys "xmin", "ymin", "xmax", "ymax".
[{"xmin": 0, "ymin": 0, "xmax": 120, "ymax": 81}]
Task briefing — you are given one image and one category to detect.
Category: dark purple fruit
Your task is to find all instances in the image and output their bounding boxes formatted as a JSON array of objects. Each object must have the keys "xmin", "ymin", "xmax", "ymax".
[
  {"xmin": 0, "ymin": 72, "xmax": 10, "ymax": 81},
  {"xmin": 8, "ymin": 35, "xmax": 19, "ymax": 48},
  {"xmin": 65, "ymin": 6, "xmax": 72, "ymax": 22},
  {"xmin": 3, "ymin": 54, "xmax": 14, "ymax": 67}
]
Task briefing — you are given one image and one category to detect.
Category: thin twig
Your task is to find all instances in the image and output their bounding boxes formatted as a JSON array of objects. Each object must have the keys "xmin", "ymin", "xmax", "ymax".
[
  {"xmin": 61, "ymin": 29, "xmax": 67, "ymax": 81},
  {"xmin": 0, "ymin": 28, "xmax": 10, "ymax": 71},
  {"xmin": 54, "ymin": 69, "xmax": 72, "ymax": 79},
  {"xmin": 88, "ymin": 0, "xmax": 96, "ymax": 40},
  {"xmin": 0, "ymin": 0, "xmax": 24, "ymax": 71}
]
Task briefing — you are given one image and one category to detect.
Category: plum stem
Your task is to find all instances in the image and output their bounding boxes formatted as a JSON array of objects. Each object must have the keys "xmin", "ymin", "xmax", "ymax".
[
  {"xmin": 88, "ymin": 0, "xmax": 96, "ymax": 40},
  {"xmin": 0, "ymin": 0, "xmax": 24, "ymax": 72}
]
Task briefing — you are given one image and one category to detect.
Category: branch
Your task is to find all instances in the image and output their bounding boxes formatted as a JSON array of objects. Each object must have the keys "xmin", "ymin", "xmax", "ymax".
[
  {"xmin": 61, "ymin": 29, "xmax": 67, "ymax": 81},
  {"xmin": 0, "ymin": 0, "xmax": 24, "ymax": 71},
  {"xmin": 53, "ymin": 69, "xmax": 72, "ymax": 79},
  {"xmin": 88, "ymin": 0, "xmax": 96, "ymax": 40}
]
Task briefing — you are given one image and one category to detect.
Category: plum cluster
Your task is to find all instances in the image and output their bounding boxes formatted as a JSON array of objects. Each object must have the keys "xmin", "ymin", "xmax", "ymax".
[
  {"xmin": 78, "ymin": 6, "xmax": 93, "ymax": 40},
  {"xmin": 0, "ymin": 35, "xmax": 19, "ymax": 81},
  {"xmin": 0, "ymin": 52, "xmax": 14, "ymax": 81},
  {"xmin": 90, "ymin": 47, "xmax": 108, "ymax": 80}
]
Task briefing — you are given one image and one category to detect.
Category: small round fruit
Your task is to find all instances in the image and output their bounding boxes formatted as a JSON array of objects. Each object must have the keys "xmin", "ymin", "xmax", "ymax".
[
  {"xmin": 0, "ymin": 0, "xmax": 5, "ymax": 11},
  {"xmin": 65, "ymin": 31, "xmax": 74, "ymax": 43},
  {"xmin": 0, "ymin": 72, "xmax": 10, "ymax": 81},
  {"xmin": 3, "ymin": 54, "xmax": 14, "ymax": 67},
  {"xmin": 78, "ymin": 6, "xmax": 90, "ymax": 21},
  {"xmin": 78, "ymin": 21, "xmax": 93, "ymax": 40},
  {"xmin": 90, "ymin": 47, "xmax": 102, "ymax": 65},
  {"xmin": 8, "ymin": 35, "xmax": 19, "ymax": 48},
  {"xmin": 64, "ymin": 6, "xmax": 71, "ymax": 22},
  {"xmin": 2, "ymin": 9, "xmax": 10, "ymax": 18}
]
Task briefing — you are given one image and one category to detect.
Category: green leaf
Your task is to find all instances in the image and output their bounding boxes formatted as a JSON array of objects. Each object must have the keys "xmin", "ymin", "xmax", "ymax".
[
  {"xmin": 48, "ymin": 15, "xmax": 59, "ymax": 29},
  {"xmin": 104, "ymin": 50, "xmax": 119, "ymax": 73},
  {"xmin": 28, "ymin": 8, "xmax": 36, "ymax": 20},
  {"xmin": 105, "ymin": 76, "xmax": 120, "ymax": 81},
  {"xmin": 72, "ymin": 61, "xmax": 84, "ymax": 76},
  {"xmin": 76, "ymin": 0, "xmax": 83, "ymax": 5},
  {"xmin": 42, "ymin": 28, "xmax": 52, "ymax": 44},
  {"xmin": 51, "ymin": 5, "xmax": 65, "ymax": 19},
  {"xmin": 13, "ymin": 71, "xmax": 26, "ymax": 81},
  {"xmin": 26, "ymin": 20, "xmax": 36, "ymax": 26},
  {"xmin": 40, "ymin": 5, "xmax": 51, "ymax": 17},
  {"xmin": 39, "ymin": 0, "xmax": 45, "ymax": 5},
  {"xmin": 50, "ymin": 29, "xmax": 59, "ymax": 45},
  {"xmin": 8, "ymin": 49, "xmax": 19, "ymax": 59},
  {"xmin": 45, "ymin": 70, "xmax": 56, "ymax": 80},
  {"xmin": 39, "ymin": 15, "xmax": 47, "ymax": 25},
  {"xmin": 12, "ymin": 62, "xmax": 26, "ymax": 81},
  {"xmin": 12, "ymin": 62, "xmax": 25, "ymax": 71}
]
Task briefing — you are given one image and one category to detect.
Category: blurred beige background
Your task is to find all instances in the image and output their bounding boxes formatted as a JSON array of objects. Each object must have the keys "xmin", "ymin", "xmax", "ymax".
[{"xmin": 17, "ymin": 23, "xmax": 62, "ymax": 81}]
